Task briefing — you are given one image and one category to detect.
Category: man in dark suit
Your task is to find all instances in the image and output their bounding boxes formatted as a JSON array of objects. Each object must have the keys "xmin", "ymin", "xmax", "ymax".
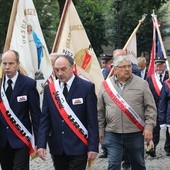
[
  {"xmin": 37, "ymin": 54, "xmax": 99, "ymax": 170},
  {"xmin": 146, "ymin": 58, "xmax": 170, "ymax": 157},
  {"xmin": 0, "ymin": 50, "xmax": 41, "ymax": 170},
  {"xmin": 100, "ymin": 53, "xmax": 113, "ymax": 80}
]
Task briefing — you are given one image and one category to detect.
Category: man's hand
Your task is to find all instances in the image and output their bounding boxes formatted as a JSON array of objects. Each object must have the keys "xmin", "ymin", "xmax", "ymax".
[
  {"xmin": 37, "ymin": 148, "xmax": 46, "ymax": 161},
  {"xmin": 87, "ymin": 151, "xmax": 98, "ymax": 167},
  {"xmin": 99, "ymin": 134, "xmax": 104, "ymax": 144},
  {"xmin": 143, "ymin": 129, "xmax": 153, "ymax": 146}
]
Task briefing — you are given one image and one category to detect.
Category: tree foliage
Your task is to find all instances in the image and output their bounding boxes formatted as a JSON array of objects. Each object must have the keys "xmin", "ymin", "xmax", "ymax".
[
  {"xmin": 0, "ymin": 0, "xmax": 13, "ymax": 52},
  {"xmin": 111, "ymin": 0, "xmax": 170, "ymax": 56},
  {"xmin": 74, "ymin": 0, "xmax": 110, "ymax": 55}
]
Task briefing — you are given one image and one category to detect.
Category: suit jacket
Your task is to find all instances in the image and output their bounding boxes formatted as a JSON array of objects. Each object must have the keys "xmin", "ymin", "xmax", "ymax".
[
  {"xmin": 37, "ymin": 76, "xmax": 99, "ymax": 155},
  {"xmin": 0, "ymin": 73, "xmax": 41, "ymax": 149},
  {"xmin": 132, "ymin": 63, "xmax": 141, "ymax": 77},
  {"xmin": 146, "ymin": 70, "xmax": 169, "ymax": 108}
]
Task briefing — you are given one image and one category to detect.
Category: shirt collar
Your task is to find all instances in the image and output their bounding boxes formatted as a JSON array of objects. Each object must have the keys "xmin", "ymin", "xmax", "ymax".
[
  {"xmin": 60, "ymin": 74, "xmax": 75, "ymax": 90},
  {"xmin": 5, "ymin": 71, "xmax": 18, "ymax": 85},
  {"xmin": 156, "ymin": 71, "xmax": 165, "ymax": 78}
]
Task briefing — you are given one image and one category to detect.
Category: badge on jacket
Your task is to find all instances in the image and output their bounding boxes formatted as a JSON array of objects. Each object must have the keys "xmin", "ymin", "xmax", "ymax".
[
  {"xmin": 17, "ymin": 95, "xmax": 27, "ymax": 102},
  {"xmin": 72, "ymin": 98, "xmax": 83, "ymax": 105}
]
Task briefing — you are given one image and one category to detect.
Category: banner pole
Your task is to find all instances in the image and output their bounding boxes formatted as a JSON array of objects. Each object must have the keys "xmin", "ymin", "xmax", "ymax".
[
  {"xmin": 107, "ymin": 14, "xmax": 147, "ymax": 79},
  {"xmin": 0, "ymin": 0, "xmax": 19, "ymax": 90},
  {"xmin": 123, "ymin": 14, "xmax": 147, "ymax": 50},
  {"xmin": 52, "ymin": 0, "xmax": 71, "ymax": 53},
  {"xmin": 4, "ymin": 0, "xmax": 19, "ymax": 52}
]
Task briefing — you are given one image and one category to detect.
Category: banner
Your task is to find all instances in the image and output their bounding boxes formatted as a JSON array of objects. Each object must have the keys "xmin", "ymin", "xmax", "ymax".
[
  {"xmin": 8, "ymin": 0, "xmax": 53, "ymax": 94},
  {"xmin": 52, "ymin": 0, "xmax": 103, "ymax": 94},
  {"xmin": 147, "ymin": 12, "xmax": 169, "ymax": 77},
  {"xmin": 124, "ymin": 34, "xmax": 137, "ymax": 64}
]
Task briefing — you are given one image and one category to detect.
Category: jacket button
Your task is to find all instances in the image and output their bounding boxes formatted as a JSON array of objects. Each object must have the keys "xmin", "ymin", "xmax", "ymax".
[{"xmin": 6, "ymin": 126, "xmax": 9, "ymax": 129}]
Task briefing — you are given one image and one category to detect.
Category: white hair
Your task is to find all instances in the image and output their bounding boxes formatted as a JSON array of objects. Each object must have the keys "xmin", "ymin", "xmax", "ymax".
[{"xmin": 113, "ymin": 55, "xmax": 131, "ymax": 67}]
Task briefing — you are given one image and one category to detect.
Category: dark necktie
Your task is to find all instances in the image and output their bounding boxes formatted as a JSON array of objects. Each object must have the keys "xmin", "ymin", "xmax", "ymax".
[
  {"xmin": 159, "ymin": 74, "xmax": 163, "ymax": 84},
  {"xmin": 63, "ymin": 83, "xmax": 68, "ymax": 97},
  {"xmin": 6, "ymin": 79, "xmax": 13, "ymax": 101}
]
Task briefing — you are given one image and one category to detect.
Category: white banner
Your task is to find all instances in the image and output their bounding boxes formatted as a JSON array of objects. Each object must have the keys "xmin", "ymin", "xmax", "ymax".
[
  {"xmin": 125, "ymin": 34, "xmax": 137, "ymax": 64},
  {"xmin": 53, "ymin": 1, "xmax": 103, "ymax": 94},
  {"xmin": 9, "ymin": 0, "xmax": 53, "ymax": 94}
]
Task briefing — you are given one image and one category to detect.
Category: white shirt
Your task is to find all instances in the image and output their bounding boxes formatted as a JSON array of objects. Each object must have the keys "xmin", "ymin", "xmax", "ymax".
[
  {"xmin": 60, "ymin": 75, "xmax": 75, "ymax": 92},
  {"xmin": 140, "ymin": 67, "xmax": 146, "ymax": 79},
  {"xmin": 5, "ymin": 71, "xmax": 18, "ymax": 90}
]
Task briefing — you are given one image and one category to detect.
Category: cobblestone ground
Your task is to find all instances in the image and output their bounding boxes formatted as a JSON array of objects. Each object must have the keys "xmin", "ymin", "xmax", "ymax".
[{"xmin": 28, "ymin": 130, "xmax": 170, "ymax": 170}]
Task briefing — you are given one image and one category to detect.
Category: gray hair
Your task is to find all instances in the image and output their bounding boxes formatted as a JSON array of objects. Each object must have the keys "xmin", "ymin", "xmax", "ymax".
[
  {"xmin": 137, "ymin": 56, "xmax": 146, "ymax": 64},
  {"xmin": 113, "ymin": 55, "xmax": 131, "ymax": 67},
  {"xmin": 55, "ymin": 54, "xmax": 74, "ymax": 66}
]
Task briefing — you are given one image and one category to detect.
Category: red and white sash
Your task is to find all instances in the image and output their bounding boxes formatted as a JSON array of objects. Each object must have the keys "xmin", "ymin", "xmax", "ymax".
[
  {"xmin": 49, "ymin": 80, "xmax": 88, "ymax": 145},
  {"xmin": 151, "ymin": 73, "xmax": 162, "ymax": 96},
  {"xmin": 0, "ymin": 80, "xmax": 35, "ymax": 156},
  {"xmin": 103, "ymin": 78, "xmax": 145, "ymax": 131}
]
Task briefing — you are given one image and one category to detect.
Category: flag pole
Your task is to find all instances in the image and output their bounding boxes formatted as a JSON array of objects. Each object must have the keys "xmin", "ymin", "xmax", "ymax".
[
  {"xmin": 52, "ymin": 0, "xmax": 71, "ymax": 53},
  {"xmin": 3, "ymin": 0, "xmax": 19, "ymax": 52},
  {"xmin": 151, "ymin": 12, "xmax": 170, "ymax": 76},
  {"xmin": 123, "ymin": 14, "xmax": 147, "ymax": 50},
  {"xmin": 107, "ymin": 14, "xmax": 147, "ymax": 79},
  {"xmin": 0, "ymin": 0, "xmax": 19, "ymax": 90}
]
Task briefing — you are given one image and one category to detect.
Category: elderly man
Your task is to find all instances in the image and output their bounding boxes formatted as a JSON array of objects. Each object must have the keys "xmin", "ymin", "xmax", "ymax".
[
  {"xmin": 98, "ymin": 54, "xmax": 156, "ymax": 170},
  {"xmin": 37, "ymin": 54, "xmax": 99, "ymax": 170},
  {"xmin": 113, "ymin": 49, "xmax": 141, "ymax": 170}
]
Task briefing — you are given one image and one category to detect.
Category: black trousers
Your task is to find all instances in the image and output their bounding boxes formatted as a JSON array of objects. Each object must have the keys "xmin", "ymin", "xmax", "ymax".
[
  {"xmin": 0, "ymin": 142, "xmax": 29, "ymax": 170},
  {"xmin": 51, "ymin": 153, "xmax": 87, "ymax": 170}
]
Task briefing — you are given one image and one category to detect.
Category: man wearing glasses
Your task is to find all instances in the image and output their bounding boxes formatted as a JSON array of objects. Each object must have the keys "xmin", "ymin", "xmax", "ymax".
[{"xmin": 97, "ymin": 54, "xmax": 156, "ymax": 170}]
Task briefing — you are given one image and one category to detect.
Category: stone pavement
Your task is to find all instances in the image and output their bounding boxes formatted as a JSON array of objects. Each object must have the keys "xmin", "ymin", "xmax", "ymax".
[{"xmin": 29, "ymin": 130, "xmax": 170, "ymax": 170}]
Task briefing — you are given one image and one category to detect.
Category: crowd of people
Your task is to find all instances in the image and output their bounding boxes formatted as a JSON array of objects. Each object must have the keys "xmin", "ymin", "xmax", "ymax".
[{"xmin": 0, "ymin": 49, "xmax": 169, "ymax": 170}]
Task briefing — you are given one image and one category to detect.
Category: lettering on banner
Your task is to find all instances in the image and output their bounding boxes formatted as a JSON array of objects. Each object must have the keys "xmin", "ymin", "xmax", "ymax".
[
  {"xmin": 53, "ymin": 91, "xmax": 64, "ymax": 109},
  {"xmin": 68, "ymin": 115, "xmax": 88, "ymax": 139},
  {"xmin": 62, "ymin": 49, "xmax": 73, "ymax": 58},
  {"xmin": 6, "ymin": 111, "xmax": 31, "ymax": 142},
  {"xmin": 66, "ymin": 32, "xmax": 71, "ymax": 48},
  {"xmin": 69, "ymin": 25, "xmax": 84, "ymax": 31},
  {"xmin": 21, "ymin": 20, "xmax": 27, "ymax": 44},
  {"xmin": 24, "ymin": 9, "xmax": 36, "ymax": 16}
]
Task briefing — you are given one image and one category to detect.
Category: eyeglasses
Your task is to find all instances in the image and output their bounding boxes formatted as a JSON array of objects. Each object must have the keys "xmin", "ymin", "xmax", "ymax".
[{"xmin": 117, "ymin": 65, "xmax": 132, "ymax": 69}]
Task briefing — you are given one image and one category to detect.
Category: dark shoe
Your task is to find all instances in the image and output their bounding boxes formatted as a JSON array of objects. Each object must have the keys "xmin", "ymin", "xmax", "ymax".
[
  {"xmin": 146, "ymin": 148, "xmax": 156, "ymax": 157},
  {"xmin": 98, "ymin": 153, "xmax": 107, "ymax": 158},
  {"xmin": 166, "ymin": 152, "xmax": 170, "ymax": 156}
]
